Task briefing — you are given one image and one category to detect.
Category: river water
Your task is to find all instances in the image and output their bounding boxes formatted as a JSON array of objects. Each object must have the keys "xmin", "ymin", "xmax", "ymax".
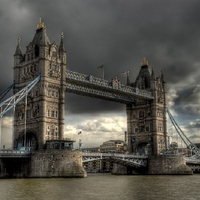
[{"xmin": 0, "ymin": 174, "xmax": 199, "ymax": 200}]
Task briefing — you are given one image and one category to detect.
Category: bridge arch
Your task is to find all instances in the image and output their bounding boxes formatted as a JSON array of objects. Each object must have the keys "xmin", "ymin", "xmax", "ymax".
[
  {"xmin": 134, "ymin": 141, "xmax": 150, "ymax": 155},
  {"xmin": 16, "ymin": 129, "xmax": 38, "ymax": 150}
]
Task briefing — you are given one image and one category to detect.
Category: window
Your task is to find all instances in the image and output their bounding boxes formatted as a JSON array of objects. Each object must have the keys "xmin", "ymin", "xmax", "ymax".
[
  {"xmin": 55, "ymin": 111, "xmax": 58, "ymax": 118},
  {"xmin": 51, "ymin": 111, "xmax": 55, "ymax": 118},
  {"xmin": 139, "ymin": 110, "xmax": 145, "ymax": 119},
  {"xmin": 47, "ymin": 110, "xmax": 50, "ymax": 117}
]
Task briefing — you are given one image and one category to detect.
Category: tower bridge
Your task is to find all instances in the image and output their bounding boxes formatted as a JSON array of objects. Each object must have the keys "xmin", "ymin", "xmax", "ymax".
[{"xmin": 0, "ymin": 19, "xmax": 195, "ymax": 177}]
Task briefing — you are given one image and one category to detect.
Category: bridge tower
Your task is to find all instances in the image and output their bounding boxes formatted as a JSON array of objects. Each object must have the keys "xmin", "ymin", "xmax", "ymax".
[
  {"xmin": 13, "ymin": 19, "xmax": 66, "ymax": 149},
  {"xmin": 126, "ymin": 58, "xmax": 167, "ymax": 155}
]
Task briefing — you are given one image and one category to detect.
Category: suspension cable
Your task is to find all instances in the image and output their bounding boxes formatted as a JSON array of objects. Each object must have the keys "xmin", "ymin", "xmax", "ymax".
[
  {"xmin": 0, "ymin": 75, "xmax": 40, "ymax": 117},
  {"xmin": 167, "ymin": 108, "xmax": 200, "ymax": 156},
  {"xmin": 0, "ymin": 83, "xmax": 15, "ymax": 102}
]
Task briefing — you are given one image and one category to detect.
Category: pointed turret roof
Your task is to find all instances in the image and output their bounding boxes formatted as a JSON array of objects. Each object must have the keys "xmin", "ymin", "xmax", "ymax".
[
  {"xmin": 14, "ymin": 36, "xmax": 22, "ymax": 55},
  {"xmin": 59, "ymin": 32, "xmax": 66, "ymax": 52},
  {"xmin": 32, "ymin": 18, "xmax": 50, "ymax": 46},
  {"xmin": 161, "ymin": 70, "xmax": 165, "ymax": 83},
  {"xmin": 134, "ymin": 57, "xmax": 153, "ymax": 89}
]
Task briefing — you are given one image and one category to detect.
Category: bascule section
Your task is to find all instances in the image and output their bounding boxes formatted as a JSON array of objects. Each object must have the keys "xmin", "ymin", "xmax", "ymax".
[
  {"xmin": 13, "ymin": 19, "xmax": 66, "ymax": 150},
  {"xmin": 126, "ymin": 58, "xmax": 167, "ymax": 155}
]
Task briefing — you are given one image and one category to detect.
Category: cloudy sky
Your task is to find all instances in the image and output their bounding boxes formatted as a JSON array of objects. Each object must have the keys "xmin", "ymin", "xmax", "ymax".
[{"xmin": 1, "ymin": 0, "xmax": 200, "ymax": 148}]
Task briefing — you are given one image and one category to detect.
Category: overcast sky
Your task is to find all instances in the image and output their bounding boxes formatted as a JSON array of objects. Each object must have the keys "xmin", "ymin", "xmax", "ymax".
[{"xmin": 1, "ymin": 0, "xmax": 200, "ymax": 148}]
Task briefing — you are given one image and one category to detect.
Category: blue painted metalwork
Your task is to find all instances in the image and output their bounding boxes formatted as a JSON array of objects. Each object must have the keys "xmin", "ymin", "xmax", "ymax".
[
  {"xmin": 82, "ymin": 152, "xmax": 147, "ymax": 167},
  {"xmin": 0, "ymin": 83, "xmax": 15, "ymax": 102},
  {"xmin": 0, "ymin": 76, "xmax": 40, "ymax": 117}
]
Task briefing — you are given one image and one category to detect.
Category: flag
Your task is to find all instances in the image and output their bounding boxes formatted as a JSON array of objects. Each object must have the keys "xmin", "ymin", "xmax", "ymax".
[
  {"xmin": 78, "ymin": 131, "xmax": 82, "ymax": 135},
  {"xmin": 97, "ymin": 64, "xmax": 104, "ymax": 69}
]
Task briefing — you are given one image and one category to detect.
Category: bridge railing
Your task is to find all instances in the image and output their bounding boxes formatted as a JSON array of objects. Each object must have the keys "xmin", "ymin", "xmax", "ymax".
[
  {"xmin": 82, "ymin": 152, "xmax": 148, "ymax": 159},
  {"xmin": 0, "ymin": 149, "xmax": 31, "ymax": 157}
]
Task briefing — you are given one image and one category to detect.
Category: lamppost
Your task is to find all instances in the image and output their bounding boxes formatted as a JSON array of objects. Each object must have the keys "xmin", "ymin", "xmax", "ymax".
[{"xmin": 78, "ymin": 131, "xmax": 82, "ymax": 151}]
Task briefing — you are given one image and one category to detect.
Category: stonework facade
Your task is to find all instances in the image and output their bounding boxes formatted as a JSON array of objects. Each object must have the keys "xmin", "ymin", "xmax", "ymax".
[
  {"xmin": 126, "ymin": 58, "xmax": 167, "ymax": 155},
  {"xmin": 13, "ymin": 19, "xmax": 66, "ymax": 149}
]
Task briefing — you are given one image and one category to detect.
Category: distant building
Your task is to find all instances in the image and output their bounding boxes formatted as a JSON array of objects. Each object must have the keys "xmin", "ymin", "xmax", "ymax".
[
  {"xmin": 100, "ymin": 140, "xmax": 125, "ymax": 153},
  {"xmin": 82, "ymin": 140, "xmax": 126, "ymax": 173},
  {"xmin": 81, "ymin": 147, "xmax": 100, "ymax": 153}
]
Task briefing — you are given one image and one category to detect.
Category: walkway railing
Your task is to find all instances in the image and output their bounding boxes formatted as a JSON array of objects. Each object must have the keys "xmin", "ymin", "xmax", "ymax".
[{"xmin": 0, "ymin": 149, "xmax": 31, "ymax": 158}]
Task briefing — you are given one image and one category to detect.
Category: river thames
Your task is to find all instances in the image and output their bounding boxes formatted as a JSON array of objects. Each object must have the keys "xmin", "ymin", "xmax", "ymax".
[{"xmin": 0, "ymin": 173, "xmax": 199, "ymax": 200}]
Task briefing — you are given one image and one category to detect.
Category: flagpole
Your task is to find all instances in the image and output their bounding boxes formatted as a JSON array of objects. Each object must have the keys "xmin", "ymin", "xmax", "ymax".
[{"xmin": 97, "ymin": 64, "xmax": 104, "ymax": 80}]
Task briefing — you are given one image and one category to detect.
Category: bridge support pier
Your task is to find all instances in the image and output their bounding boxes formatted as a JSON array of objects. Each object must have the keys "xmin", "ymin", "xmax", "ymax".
[
  {"xmin": 0, "ymin": 149, "xmax": 87, "ymax": 178},
  {"xmin": 111, "ymin": 163, "xmax": 147, "ymax": 175},
  {"xmin": 148, "ymin": 155, "xmax": 193, "ymax": 175}
]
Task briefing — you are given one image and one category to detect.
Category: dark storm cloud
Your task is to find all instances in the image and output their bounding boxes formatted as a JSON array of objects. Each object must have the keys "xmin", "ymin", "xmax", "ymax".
[{"xmin": 1, "ymin": 0, "xmax": 200, "ymax": 119}]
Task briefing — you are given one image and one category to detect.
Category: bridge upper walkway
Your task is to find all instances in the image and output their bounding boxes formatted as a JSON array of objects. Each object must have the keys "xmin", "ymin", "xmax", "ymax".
[{"xmin": 66, "ymin": 70, "xmax": 154, "ymax": 104}]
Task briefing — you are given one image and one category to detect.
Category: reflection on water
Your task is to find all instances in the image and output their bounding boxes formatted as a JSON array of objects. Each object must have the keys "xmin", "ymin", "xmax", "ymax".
[{"xmin": 0, "ymin": 174, "xmax": 199, "ymax": 200}]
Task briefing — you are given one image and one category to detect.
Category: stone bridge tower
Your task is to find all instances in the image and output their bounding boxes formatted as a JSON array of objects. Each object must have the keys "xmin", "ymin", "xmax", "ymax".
[
  {"xmin": 126, "ymin": 58, "xmax": 167, "ymax": 155},
  {"xmin": 13, "ymin": 19, "xmax": 66, "ymax": 149}
]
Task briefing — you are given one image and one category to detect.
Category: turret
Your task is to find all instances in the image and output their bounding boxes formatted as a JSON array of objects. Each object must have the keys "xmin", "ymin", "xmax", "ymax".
[
  {"xmin": 59, "ymin": 32, "xmax": 67, "ymax": 64},
  {"xmin": 14, "ymin": 36, "xmax": 23, "ymax": 66}
]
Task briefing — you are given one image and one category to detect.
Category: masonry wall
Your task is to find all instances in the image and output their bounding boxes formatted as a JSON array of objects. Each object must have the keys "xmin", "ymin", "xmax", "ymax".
[
  {"xmin": 0, "ymin": 150, "xmax": 87, "ymax": 178},
  {"xmin": 30, "ymin": 149, "xmax": 86, "ymax": 177},
  {"xmin": 148, "ymin": 155, "xmax": 193, "ymax": 175}
]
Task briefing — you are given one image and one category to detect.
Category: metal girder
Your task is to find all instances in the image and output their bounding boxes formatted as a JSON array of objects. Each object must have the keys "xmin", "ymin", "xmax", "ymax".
[
  {"xmin": 66, "ymin": 70, "xmax": 154, "ymax": 103},
  {"xmin": 0, "ymin": 76, "xmax": 40, "ymax": 117},
  {"xmin": 82, "ymin": 152, "xmax": 148, "ymax": 167}
]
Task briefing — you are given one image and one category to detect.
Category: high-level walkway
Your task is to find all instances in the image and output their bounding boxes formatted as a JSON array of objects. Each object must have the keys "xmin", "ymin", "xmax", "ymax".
[{"xmin": 66, "ymin": 70, "xmax": 154, "ymax": 104}]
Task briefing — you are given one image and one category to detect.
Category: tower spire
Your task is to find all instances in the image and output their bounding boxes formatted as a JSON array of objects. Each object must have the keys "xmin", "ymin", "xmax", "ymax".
[
  {"xmin": 36, "ymin": 18, "xmax": 45, "ymax": 30},
  {"xmin": 40, "ymin": 26, "xmax": 48, "ymax": 46},
  {"xmin": 59, "ymin": 32, "xmax": 66, "ymax": 52},
  {"xmin": 141, "ymin": 57, "xmax": 148, "ymax": 66},
  {"xmin": 14, "ymin": 36, "xmax": 22, "ymax": 55},
  {"xmin": 161, "ymin": 69, "xmax": 165, "ymax": 83},
  {"xmin": 151, "ymin": 65, "xmax": 155, "ymax": 79}
]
